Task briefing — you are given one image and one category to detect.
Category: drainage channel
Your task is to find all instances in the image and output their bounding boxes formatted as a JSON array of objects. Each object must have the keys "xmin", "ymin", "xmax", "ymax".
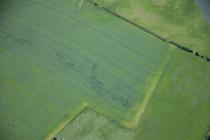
[{"xmin": 87, "ymin": 0, "xmax": 210, "ymax": 63}]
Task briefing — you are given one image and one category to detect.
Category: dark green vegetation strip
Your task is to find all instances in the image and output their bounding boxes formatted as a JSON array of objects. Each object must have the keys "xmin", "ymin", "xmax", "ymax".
[
  {"xmin": 90, "ymin": 0, "xmax": 210, "ymax": 57},
  {"xmin": 88, "ymin": 0, "xmax": 210, "ymax": 63},
  {"xmin": 0, "ymin": 0, "xmax": 171, "ymax": 139}
]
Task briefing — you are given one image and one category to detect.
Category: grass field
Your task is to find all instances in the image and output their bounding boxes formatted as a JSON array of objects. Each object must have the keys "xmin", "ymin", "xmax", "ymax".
[
  {"xmin": 0, "ymin": 0, "xmax": 210, "ymax": 140},
  {"xmin": 0, "ymin": 0, "xmax": 175, "ymax": 139},
  {"xmin": 57, "ymin": 109, "xmax": 135, "ymax": 140},
  {"xmin": 135, "ymin": 48, "xmax": 210, "ymax": 140}
]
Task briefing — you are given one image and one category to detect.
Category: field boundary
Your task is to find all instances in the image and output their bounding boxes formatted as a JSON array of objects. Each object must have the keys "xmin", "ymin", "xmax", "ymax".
[
  {"xmin": 122, "ymin": 46, "xmax": 175, "ymax": 129},
  {"xmin": 44, "ymin": 2, "xmax": 178, "ymax": 139},
  {"xmin": 87, "ymin": 0, "xmax": 210, "ymax": 63},
  {"xmin": 44, "ymin": 102, "xmax": 88, "ymax": 140},
  {"xmin": 44, "ymin": 47, "xmax": 175, "ymax": 140}
]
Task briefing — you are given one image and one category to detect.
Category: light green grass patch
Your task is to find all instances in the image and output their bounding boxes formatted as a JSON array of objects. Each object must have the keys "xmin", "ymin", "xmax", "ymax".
[
  {"xmin": 134, "ymin": 48, "xmax": 210, "ymax": 140},
  {"xmin": 57, "ymin": 109, "xmax": 135, "ymax": 140}
]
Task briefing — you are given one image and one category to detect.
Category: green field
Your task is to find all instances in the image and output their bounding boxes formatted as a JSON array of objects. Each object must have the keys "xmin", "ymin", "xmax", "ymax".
[
  {"xmin": 0, "ymin": 0, "xmax": 210, "ymax": 140},
  {"xmin": 0, "ymin": 0, "xmax": 172, "ymax": 139},
  {"xmin": 56, "ymin": 48, "xmax": 210, "ymax": 140},
  {"xmin": 91, "ymin": 0, "xmax": 210, "ymax": 56}
]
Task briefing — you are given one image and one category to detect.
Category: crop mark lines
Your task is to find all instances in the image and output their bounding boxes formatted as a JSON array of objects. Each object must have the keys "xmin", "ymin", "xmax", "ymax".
[
  {"xmin": 0, "ymin": 1, "xmax": 177, "ymax": 139},
  {"xmin": 44, "ymin": 1, "xmax": 175, "ymax": 138}
]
